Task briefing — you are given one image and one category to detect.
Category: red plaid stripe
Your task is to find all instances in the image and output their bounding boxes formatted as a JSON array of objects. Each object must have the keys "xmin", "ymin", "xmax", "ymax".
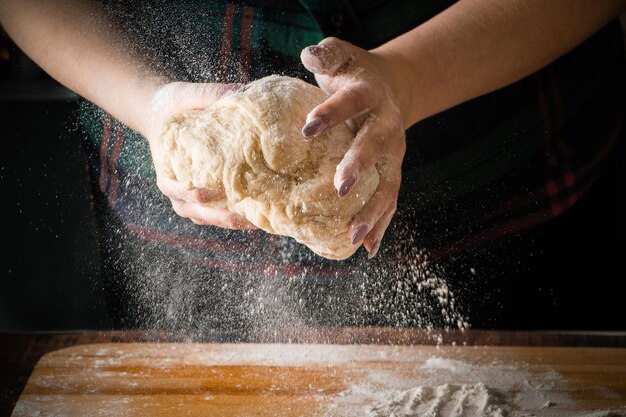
[
  {"xmin": 127, "ymin": 223, "xmax": 250, "ymax": 253},
  {"xmin": 239, "ymin": 6, "xmax": 254, "ymax": 83},
  {"xmin": 98, "ymin": 115, "xmax": 112, "ymax": 193},
  {"xmin": 107, "ymin": 123, "xmax": 125, "ymax": 207},
  {"xmin": 218, "ymin": 3, "xmax": 236, "ymax": 81}
]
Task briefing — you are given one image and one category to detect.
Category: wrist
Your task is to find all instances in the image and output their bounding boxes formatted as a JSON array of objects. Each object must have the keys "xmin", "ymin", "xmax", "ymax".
[
  {"xmin": 130, "ymin": 74, "xmax": 171, "ymax": 140},
  {"xmin": 370, "ymin": 47, "xmax": 420, "ymax": 129}
]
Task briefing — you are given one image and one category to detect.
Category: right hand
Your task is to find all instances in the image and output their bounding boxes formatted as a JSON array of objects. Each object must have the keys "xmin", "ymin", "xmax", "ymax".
[{"xmin": 142, "ymin": 82, "xmax": 257, "ymax": 230}]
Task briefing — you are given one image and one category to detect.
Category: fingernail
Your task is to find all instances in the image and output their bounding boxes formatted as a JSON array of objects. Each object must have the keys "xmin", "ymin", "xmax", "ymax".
[
  {"xmin": 368, "ymin": 240, "xmax": 380, "ymax": 259},
  {"xmin": 306, "ymin": 45, "xmax": 322, "ymax": 56},
  {"xmin": 218, "ymin": 83, "xmax": 242, "ymax": 99},
  {"xmin": 302, "ymin": 117, "xmax": 327, "ymax": 138},
  {"xmin": 195, "ymin": 188, "xmax": 211, "ymax": 203},
  {"xmin": 337, "ymin": 175, "xmax": 355, "ymax": 198},
  {"xmin": 351, "ymin": 224, "xmax": 368, "ymax": 245},
  {"xmin": 234, "ymin": 217, "xmax": 257, "ymax": 230}
]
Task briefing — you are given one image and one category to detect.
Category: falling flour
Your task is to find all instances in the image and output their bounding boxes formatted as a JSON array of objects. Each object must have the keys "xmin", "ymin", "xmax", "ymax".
[{"xmin": 78, "ymin": 2, "xmax": 473, "ymax": 340}]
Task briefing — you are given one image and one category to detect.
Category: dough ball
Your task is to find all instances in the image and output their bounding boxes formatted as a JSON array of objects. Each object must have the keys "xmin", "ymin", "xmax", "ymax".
[{"xmin": 155, "ymin": 75, "xmax": 379, "ymax": 260}]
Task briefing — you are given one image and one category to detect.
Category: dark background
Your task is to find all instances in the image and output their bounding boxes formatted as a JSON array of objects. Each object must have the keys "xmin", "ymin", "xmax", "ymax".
[
  {"xmin": 0, "ymin": 33, "xmax": 112, "ymax": 330},
  {"xmin": 1, "ymin": 17, "xmax": 625, "ymax": 332}
]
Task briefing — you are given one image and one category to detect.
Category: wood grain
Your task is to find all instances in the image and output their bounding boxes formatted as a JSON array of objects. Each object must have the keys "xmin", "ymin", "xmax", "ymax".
[
  {"xmin": 4, "ymin": 330, "xmax": 625, "ymax": 417},
  {"xmin": 11, "ymin": 343, "xmax": 626, "ymax": 416}
]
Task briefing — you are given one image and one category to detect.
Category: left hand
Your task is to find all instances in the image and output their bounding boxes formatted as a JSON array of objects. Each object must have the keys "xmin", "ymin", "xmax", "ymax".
[
  {"xmin": 144, "ymin": 81, "xmax": 257, "ymax": 230},
  {"xmin": 300, "ymin": 37, "xmax": 407, "ymax": 259}
]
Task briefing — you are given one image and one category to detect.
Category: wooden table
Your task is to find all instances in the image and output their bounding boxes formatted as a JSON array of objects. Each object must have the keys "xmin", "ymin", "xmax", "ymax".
[{"xmin": 2, "ymin": 329, "xmax": 625, "ymax": 417}]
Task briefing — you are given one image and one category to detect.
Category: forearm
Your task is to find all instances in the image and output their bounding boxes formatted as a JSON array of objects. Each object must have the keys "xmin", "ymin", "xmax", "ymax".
[
  {"xmin": 0, "ymin": 0, "xmax": 166, "ymax": 136},
  {"xmin": 374, "ymin": 0, "xmax": 626, "ymax": 128}
]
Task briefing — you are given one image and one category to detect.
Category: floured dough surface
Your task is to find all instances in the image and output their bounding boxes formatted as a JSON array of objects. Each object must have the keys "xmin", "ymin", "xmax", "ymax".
[{"xmin": 155, "ymin": 75, "xmax": 379, "ymax": 260}]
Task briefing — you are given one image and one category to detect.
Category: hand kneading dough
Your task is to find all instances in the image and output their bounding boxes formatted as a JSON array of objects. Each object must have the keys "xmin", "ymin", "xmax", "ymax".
[{"xmin": 155, "ymin": 75, "xmax": 379, "ymax": 260}]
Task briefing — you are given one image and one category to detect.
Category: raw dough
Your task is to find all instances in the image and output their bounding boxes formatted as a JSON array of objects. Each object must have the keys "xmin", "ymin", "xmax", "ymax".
[{"xmin": 155, "ymin": 75, "xmax": 379, "ymax": 260}]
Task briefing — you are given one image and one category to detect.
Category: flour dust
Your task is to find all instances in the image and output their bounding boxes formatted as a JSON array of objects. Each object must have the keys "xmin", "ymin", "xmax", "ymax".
[
  {"xmin": 82, "ymin": 2, "xmax": 469, "ymax": 340},
  {"xmin": 101, "ymin": 209, "xmax": 469, "ymax": 341}
]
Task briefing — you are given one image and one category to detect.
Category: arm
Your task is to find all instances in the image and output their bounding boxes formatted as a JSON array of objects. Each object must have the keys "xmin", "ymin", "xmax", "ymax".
[
  {"xmin": 378, "ymin": 0, "xmax": 626, "ymax": 127},
  {"xmin": 301, "ymin": 0, "xmax": 626, "ymax": 257},
  {"xmin": 0, "ymin": 0, "xmax": 158, "ymax": 136},
  {"xmin": 0, "ymin": 0, "xmax": 254, "ymax": 229}
]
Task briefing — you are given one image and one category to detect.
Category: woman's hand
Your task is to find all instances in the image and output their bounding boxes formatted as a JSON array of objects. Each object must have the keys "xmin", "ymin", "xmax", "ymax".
[
  {"xmin": 301, "ymin": 37, "xmax": 407, "ymax": 258},
  {"xmin": 142, "ymin": 82, "xmax": 257, "ymax": 230}
]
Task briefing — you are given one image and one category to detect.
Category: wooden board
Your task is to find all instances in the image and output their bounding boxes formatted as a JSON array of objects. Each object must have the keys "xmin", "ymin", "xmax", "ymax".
[{"xmin": 11, "ymin": 343, "xmax": 626, "ymax": 416}]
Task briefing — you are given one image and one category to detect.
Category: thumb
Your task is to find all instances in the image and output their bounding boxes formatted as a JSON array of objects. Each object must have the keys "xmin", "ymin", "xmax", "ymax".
[
  {"xmin": 145, "ymin": 82, "xmax": 243, "ymax": 140},
  {"xmin": 185, "ymin": 82, "xmax": 243, "ymax": 110},
  {"xmin": 300, "ymin": 37, "xmax": 354, "ymax": 75}
]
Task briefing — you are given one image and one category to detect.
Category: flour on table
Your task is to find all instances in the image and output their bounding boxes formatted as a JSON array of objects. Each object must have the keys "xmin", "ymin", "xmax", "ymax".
[
  {"xmin": 333, "ymin": 355, "xmax": 626, "ymax": 417},
  {"xmin": 368, "ymin": 383, "xmax": 505, "ymax": 417}
]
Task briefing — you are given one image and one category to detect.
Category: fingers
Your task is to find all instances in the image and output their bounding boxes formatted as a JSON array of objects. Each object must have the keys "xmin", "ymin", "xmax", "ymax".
[
  {"xmin": 301, "ymin": 37, "xmax": 404, "ymax": 258},
  {"xmin": 154, "ymin": 109, "xmax": 247, "ymax": 228},
  {"xmin": 157, "ymin": 82, "xmax": 242, "ymax": 114},
  {"xmin": 157, "ymin": 177, "xmax": 225, "ymax": 204},
  {"xmin": 333, "ymin": 111, "xmax": 403, "ymax": 197},
  {"xmin": 300, "ymin": 38, "xmax": 386, "ymax": 139},
  {"xmin": 170, "ymin": 200, "xmax": 257, "ymax": 230},
  {"xmin": 300, "ymin": 37, "xmax": 355, "ymax": 75},
  {"xmin": 349, "ymin": 163, "xmax": 402, "ymax": 258},
  {"xmin": 363, "ymin": 206, "xmax": 395, "ymax": 259},
  {"xmin": 158, "ymin": 176, "xmax": 256, "ymax": 230},
  {"xmin": 349, "ymin": 174, "xmax": 398, "ymax": 236},
  {"xmin": 302, "ymin": 83, "xmax": 377, "ymax": 138},
  {"xmin": 147, "ymin": 82, "xmax": 243, "ymax": 139}
]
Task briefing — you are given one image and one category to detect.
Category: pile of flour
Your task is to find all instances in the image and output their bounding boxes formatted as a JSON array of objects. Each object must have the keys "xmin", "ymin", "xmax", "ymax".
[
  {"xmin": 368, "ymin": 383, "xmax": 506, "ymax": 417},
  {"xmin": 332, "ymin": 356, "xmax": 625, "ymax": 417}
]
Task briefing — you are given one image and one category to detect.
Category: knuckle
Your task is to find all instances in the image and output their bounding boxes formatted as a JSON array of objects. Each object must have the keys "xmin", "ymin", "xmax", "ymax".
[
  {"xmin": 321, "ymin": 36, "xmax": 341, "ymax": 47},
  {"xmin": 193, "ymin": 86, "xmax": 208, "ymax": 103},
  {"xmin": 376, "ymin": 201, "xmax": 389, "ymax": 219},
  {"xmin": 225, "ymin": 215, "xmax": 240, "ymax": 229},
  {"xmin": 370, "ymin": 134, "xmax": 386, "ymax": 154},
  {"xmin": 354, "ymin": 154, "xmax": 368, "ymax": 174},
  {"xmin": 339, "ymin": 148, "xmax": 363, "ymax": 174},
  {"xmin": 343, "ymin": 86, "xmax": 366, "ymax": 112},
  {"xmin": 380, "ymin": 172, "xmax": 401, "ymax": 191},
  {"xmin": 156, "ymin": 177, "xmax": 168, "ymax": 193},
  {"xmin": 389, "ymin": 111, "xmax": 403, "ymax": 130},
  {"xmin": 171, "ymin": 202, "xmax": 184, "ymax": 216},
  {"xmin": 191, "ymin": 188, "xmax": 207, "ymax": 203},
  {"xmin": 370, "ymin": 81, "xmax": 387, "ymax": 99},
  {"xmin": 389, "ymin": 201, "xmax": 398, "ymax": 217},
  {"xmin": 169, "ymin": 81, "xmax": 184, "ymax": 92}
]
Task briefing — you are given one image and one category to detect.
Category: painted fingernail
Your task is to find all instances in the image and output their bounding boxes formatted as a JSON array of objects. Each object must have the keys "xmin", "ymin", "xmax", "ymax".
[
  {"xmin": 232, "ymin": 216, "xmax": 254, "ymax": 230},
  {"xmin": 305, "ymin": 45, "xmax": 323, "ymax": 56},
  {"xmin": 195, "ymin": 188, "xmax": 211, "ymax": 203},
  {"xmin": 368, "ymin": 240, "xmax": 380, "ymax": 259},
  {"xmin": 337, "ymin": 175, "xmax": 355, "ymax": 198},
  {"xmin": 302, "ymin": 117, "xmax": 327, "ymax": 138},
  {"xmin": 351, "ymin": 224, "xmax": 368, "ymax": 245},
  {"xmin": 218, "ymin": 83, "xmax": 242, "ymax": 99}
]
